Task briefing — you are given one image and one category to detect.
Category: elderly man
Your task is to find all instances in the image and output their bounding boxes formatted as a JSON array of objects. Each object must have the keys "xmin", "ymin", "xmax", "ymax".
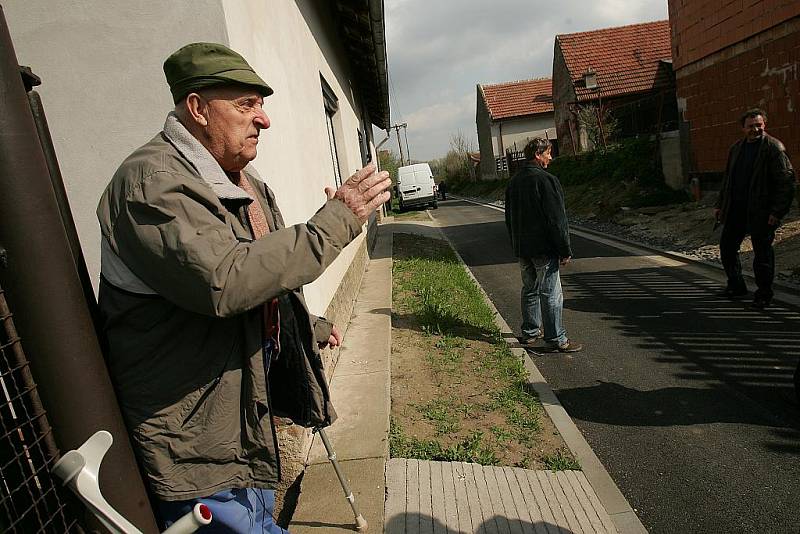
[
  {"xmin": 96, "ymin": 43, "xmax": 390, "ymax": 532},
  {"xmin": 714, "ymin": 108, "xmax": 795, "ymax": 309},
  {"xmin": 505, "ymin": 137, "xmax": 582, "ymax": 353}
]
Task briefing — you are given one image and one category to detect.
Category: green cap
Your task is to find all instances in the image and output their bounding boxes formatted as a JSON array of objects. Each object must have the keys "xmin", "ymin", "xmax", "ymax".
[{"xmin": 163, "ymin": 42, "xmax": 273, "ymax": 104}]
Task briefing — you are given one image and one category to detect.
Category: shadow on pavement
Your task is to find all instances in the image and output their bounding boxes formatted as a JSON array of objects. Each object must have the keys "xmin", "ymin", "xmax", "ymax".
[
  {"xmin": 561, "ymin": 264, "xmax": 800, "ymax": 428},
  {"xmin": 385, "ymin": 512, "xmax": 574, "ymax": 534}
]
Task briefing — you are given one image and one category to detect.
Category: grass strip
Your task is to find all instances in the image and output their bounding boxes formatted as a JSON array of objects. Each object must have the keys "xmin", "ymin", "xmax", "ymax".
[{"xmin": 392, "ymin": 233, "xmax": 579, "ymax": 470}]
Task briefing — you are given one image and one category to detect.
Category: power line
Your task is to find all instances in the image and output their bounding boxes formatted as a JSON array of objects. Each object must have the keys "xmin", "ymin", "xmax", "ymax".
[{"xmin": 387, "ymin": 68, "xmax": 414, "ymax": 161}]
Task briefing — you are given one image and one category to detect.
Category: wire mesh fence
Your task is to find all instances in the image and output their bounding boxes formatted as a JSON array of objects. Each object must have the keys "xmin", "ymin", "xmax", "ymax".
[{"xmin": 0, "ymin": 283, "xmax": 84, "ymax": 533}]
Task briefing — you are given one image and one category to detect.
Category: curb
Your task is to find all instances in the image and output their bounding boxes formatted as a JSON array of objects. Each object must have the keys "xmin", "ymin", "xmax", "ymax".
[{"xmin": 403, "ymin": 216, "xmax": 647, "ymax": 534}]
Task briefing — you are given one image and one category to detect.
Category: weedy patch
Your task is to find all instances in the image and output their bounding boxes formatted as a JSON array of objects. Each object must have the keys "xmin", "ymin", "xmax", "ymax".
[
  {"xmin": 391, "ymin": 232, "xmax": 578, "ymax": 470},
  {"xmin": 542, "ymin": 449, "xmax": 582, "ymax": 471}
]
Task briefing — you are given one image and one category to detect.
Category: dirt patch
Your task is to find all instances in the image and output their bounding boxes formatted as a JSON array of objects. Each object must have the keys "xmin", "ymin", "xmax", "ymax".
[{"xmin": 391, "ymin": 232, "xmax": 572, "ymax": 469}]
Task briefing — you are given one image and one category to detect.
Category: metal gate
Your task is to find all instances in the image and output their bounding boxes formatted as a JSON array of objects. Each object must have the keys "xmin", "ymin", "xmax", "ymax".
[{"xmin": 0, "ymin": 283, "xmax": 84, "ymax": 533}]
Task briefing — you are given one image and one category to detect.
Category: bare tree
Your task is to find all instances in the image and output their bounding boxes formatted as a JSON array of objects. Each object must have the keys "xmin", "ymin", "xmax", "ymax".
[{"xmin": 438, "ymin": 131, "xmax": 475, "ymax": 182}]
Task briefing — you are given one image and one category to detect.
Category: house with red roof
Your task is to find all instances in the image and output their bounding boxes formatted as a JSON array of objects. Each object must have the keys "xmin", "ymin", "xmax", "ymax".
[
  {"xmin": 476, "ymin": 78, "xmax": 557, "ymax": 179},
  {"xmin": 553, "ymin": 20, "xmax": 677, "ymax": 155}
]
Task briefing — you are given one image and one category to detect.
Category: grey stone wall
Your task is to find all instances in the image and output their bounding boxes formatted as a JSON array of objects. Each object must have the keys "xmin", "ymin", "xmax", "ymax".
[
  {"xmin": 552, "ymin": 41, "xmax": 580, "ymax": 156},
  {"xmin": 274, "ymin": 221, "xmax": 372, "ymax": 515}
]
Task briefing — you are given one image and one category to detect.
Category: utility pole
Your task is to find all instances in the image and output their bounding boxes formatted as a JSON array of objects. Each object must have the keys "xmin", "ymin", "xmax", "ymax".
[
  {"xmin": 391, "ymin": 122, "xmax": 407, "ymax": 166},
  {"xmin": 403, "ymin": 125, "xmax": 411, "ymax": 163}
]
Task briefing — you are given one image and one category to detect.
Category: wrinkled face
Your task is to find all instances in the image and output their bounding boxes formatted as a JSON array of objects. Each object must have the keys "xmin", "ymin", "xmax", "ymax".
[
  {"xmin": 535, "ymin": 146, "xmax": 553, "ymax": 168},
  {"xmin": 198, "ymin": 86, "xmax": 270, "ymax": 172},
  {"xmin": 742, "ymin": 115, "xmax": 765, "ymax": 142}
]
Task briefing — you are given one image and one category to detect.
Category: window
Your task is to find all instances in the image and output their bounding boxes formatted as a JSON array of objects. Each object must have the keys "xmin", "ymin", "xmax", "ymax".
[
  {"xmin": 358, "ymin": 129, "xmax": 369, "ymax": 167},
  {"xmin": 321, "ymin": 75, "xmax": 343, "ymax": 188}
]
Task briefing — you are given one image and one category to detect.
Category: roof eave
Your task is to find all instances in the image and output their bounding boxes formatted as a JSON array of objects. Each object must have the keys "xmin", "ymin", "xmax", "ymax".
[
  {"xmin": 333, "ymin": 0, "xmax": 390, "ymax": 130},
  {"xmin": 491, "ymin": 110, "xmax": 554, "ymax": 121}
]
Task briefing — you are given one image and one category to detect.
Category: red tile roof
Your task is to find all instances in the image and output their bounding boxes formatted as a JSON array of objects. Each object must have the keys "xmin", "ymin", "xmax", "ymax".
[
  {"xmin": 480, "ymin": 78, "xmax": 553, "ymax": 120},
  {"xmin": 557, "ymin": 20, "xmax": 672, "ymax": 102}
]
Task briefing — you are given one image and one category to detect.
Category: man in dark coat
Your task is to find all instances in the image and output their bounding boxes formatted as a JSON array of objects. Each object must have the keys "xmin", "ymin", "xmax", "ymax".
[
  {"xmin": 505, "ymin": 138, "xmax": 582, "ymax": 352},
  {"xmin": 714, "ymin": 108, "xmax": 795, "ymax": 309},
  {"xmin": 98, "ymin": 43, "xmax": 390, "ymax": 532}
]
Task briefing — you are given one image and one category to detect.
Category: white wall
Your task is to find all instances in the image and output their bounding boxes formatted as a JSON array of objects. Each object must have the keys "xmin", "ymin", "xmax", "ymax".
[
  {"xmin": 222, "ymin": 0, "xmax": 368, "ymax": 314},
  {"xmin": 5, "ymin": 0, "xmax": 372, "ymax": 316},
  {"xmin": 491, "ymin": 113, "xmax": 557, "ymax": 155}
]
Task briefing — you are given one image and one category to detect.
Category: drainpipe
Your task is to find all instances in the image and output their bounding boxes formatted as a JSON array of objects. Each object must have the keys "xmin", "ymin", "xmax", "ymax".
[
  {"xmin": 376, "ymin": 130, "xmax": 391, "ymax": 151},
  {"xmin": 22, "ymin": 67, "xmax": 101, "ymax": 333},
  {"xmin": 0, "ymin": 7, "xmax": 157, "ymax": 532}
]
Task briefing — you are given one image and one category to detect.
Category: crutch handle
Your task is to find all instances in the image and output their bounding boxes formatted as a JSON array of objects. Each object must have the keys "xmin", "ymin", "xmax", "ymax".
[
  {"xmin": 162, "ymin": 503, "xmax": 213, "ymax": 534},
  {"xmin": 53, "ymin": 430, "xmax": 212, "ymax": 534}
]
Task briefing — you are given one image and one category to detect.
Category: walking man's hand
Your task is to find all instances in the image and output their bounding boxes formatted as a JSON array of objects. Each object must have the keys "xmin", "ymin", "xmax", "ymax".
[
  {"xmin": 325, "ymin": 163, "xmax": 391, "ymax": 224},
  {"xmin": 560, "ymin": 256, "xmax": 572, "ymax": 266}
]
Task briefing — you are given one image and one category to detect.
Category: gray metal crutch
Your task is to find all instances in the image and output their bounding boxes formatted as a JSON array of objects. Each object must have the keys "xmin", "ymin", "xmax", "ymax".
[{"xmin": 314, "ymin": 427, "xmax": 368, "ymax": 531}]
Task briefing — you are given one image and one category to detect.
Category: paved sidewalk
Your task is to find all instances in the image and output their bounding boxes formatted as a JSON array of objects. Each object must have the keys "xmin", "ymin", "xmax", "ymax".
[
  {"xmin": 291, "ymin": 224, "xmax": 392, "ymax": 533},
  {"xmin": 291, "ymin": 219, "xmax": 644, "ymax": 533},
  {"xmin": 386, "ymin": 459, "xmax": 617, "ymax": 534}
]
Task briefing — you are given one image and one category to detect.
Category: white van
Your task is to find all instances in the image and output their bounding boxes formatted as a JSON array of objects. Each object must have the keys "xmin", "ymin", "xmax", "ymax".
[{"xmin": 396, "ymin": 163, "xmax": 437, "ymax": 211}]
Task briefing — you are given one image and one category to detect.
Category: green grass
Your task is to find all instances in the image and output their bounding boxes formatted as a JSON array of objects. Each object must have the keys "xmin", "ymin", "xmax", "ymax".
[
  {"xmin": 390, "ymin": 419, "xmax": 499, "ymax": 465},
  {"xmin": 542, "ymin": 449, "xmax": 582, "ymax": 471},
  {"xmin": 413, "ymin": 399, "xmax": 462, "ymax": 435},
  {"xmin": 393, "ymin": 241, "xmax": 497, "ymax": 335},
  {"xmin": 424, "ymin": 334, "xmax": 468, "ymax": 378},
  {"xmin": 392, "ymin": 234, "xmax": 557, "ymax": 468}
]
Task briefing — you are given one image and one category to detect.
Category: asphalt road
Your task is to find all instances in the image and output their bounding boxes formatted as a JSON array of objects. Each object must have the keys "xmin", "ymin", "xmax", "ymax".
[{"xmin": 428, "ymin": 199, "xmax": 800, "ymax": 534}]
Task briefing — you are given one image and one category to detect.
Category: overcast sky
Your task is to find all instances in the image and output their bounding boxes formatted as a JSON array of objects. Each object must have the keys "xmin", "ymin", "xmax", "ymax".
[{"xmin": 378, "ymin": 0, "xmax": 669, "ymax": 162}]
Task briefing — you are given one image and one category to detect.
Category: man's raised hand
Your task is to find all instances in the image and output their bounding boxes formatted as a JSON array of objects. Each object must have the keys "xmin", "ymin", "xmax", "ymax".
[{"xmin": 324, "ymin": 163, "xmax": 391, "ymax": 224}]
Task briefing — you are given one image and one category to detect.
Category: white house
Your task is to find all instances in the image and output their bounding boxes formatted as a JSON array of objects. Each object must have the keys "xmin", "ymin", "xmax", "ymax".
[{"xmin": 476, "ymin": 78, "xmax": 557, "ymax": 179}]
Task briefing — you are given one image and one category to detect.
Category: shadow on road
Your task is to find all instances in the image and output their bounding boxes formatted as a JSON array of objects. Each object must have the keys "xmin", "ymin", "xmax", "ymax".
[{"xmin": 561, "ymin": 264, "xmax": 800, "ymax": 429}]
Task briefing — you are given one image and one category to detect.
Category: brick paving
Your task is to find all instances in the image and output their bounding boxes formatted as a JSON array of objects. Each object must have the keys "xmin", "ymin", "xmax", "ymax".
[{"xmin": 385, "ymin": 459, "xmax": 617, "ymax": 534}]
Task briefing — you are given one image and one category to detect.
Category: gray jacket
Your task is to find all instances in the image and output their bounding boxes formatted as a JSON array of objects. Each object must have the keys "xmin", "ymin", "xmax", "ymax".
[{"xmin": 96, "ymin": 114, "xmax": 362, "ymax": 500}]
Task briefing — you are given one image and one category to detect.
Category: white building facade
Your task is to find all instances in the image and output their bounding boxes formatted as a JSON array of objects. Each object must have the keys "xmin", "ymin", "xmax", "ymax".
[
  {"xmin": 476, "ymin": 78, "xmax": 556, "ymax": 179},
  {"xmin": 4, "ymin": 0, "xmax": 389, "ymax": 316}
]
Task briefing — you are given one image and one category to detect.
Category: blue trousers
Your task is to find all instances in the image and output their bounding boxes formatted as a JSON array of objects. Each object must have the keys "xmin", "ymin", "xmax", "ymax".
[
  {"xmin": 158, "ymin": 487, "xmax": 289, "ymax": 533},
  {"xmin": 519, "ymin": 256, "xmax": 568, "ymax": 346}
]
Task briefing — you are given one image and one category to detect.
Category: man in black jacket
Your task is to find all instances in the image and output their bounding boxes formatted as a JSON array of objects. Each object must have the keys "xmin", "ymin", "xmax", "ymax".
[
  {"xmin": 505, "ymin": 138, "xmax": 582, "ymax": 352},
  {"xmin": 714, "ymin": 108, "xmax": 795, "ymax": 309}
]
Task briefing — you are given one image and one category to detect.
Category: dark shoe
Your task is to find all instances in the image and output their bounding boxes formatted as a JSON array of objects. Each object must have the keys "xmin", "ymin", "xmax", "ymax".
[
  {"xmin": 519, "ymin": 333, "xmax": 543, "ymax": 347},
  {"xmin": 750, "ymin": 297, "xmax": 771, "ymax": 310},
  {"xmin": 543, "ymin": 339, "xmax": 583, "ymax": 353},
  {"xmin": 720, "ymin": 286, "xmax": 748, "ymax": 298}
]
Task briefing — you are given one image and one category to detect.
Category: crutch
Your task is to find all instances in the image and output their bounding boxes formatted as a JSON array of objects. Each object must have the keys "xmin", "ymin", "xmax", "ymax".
[
  {"xmin": 52, "ymin": 430, "xmax": 212, "ymax": 534},
  {"xmin": 314, "ymin": 427, "xmax": 368, "ymax": 531}
]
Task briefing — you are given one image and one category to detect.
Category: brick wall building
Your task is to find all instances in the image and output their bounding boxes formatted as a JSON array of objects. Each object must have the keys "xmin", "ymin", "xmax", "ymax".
[{"xmin": 669, "ymin": 0, "xmax": 800, "ymax": 175}]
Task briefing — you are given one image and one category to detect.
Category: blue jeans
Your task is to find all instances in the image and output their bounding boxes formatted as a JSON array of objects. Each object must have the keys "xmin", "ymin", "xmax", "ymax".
[
  {"xmin": 519, "ymin": 256, "xmax": 567, "ymax": 346},
  {"xmin": 158, "ymin": 488, "xmax": 289, "ymax": 533}
]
